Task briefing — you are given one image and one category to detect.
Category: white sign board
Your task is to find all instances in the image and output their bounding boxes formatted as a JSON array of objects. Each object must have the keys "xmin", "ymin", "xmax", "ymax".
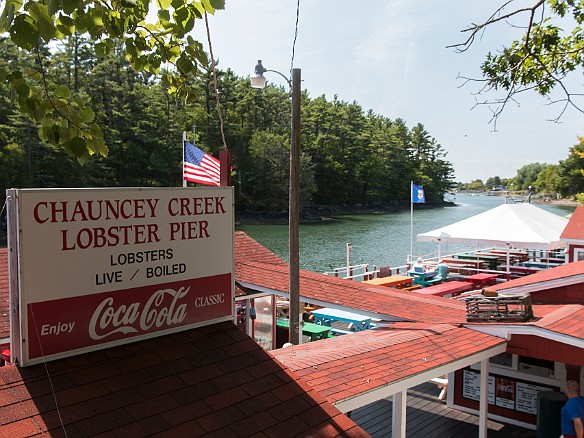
[
  {"xmin": 9, "ymin": 187, "xmax": 234, "ymax": 366},
  {"xmin": 516, "ymin": 382, "xmax": 552, "ymax": 415},
  {"xmin": 462, "ymin": 369, "xmax": 495, "ymax": 404}
]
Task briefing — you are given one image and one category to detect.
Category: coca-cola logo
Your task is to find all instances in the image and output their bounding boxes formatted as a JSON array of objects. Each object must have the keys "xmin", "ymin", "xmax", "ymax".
[
  {"xmin": 497, "ymin": 384, "xmax": 513, "ymax": 393},
  {"xmin": 89, "ymin": 287, "xmax": 189, "ymax": 340}
]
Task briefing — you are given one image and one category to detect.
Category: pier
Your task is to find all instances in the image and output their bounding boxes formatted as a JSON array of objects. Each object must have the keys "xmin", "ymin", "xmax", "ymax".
[{"xmin": 352, "ymin": 382, "xmax": 536, "ymax": 437}]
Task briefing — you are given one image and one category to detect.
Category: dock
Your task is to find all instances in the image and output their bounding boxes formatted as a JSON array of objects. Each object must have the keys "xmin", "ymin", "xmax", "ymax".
[{"xmin": 351, "ymin": 382, "xmax": 536, "ymax": 437}]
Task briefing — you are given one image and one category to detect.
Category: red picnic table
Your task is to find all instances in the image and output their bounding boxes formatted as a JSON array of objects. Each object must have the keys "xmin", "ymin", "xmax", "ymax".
[
  {"xmin": 464, "ymin": 273, "xmax": 499, "ymax": 290},
  {"xmin": 441, "ymin": 258, "xmax": 487, "ymax": 274},
  {"xmin": 413, "ymin": 281, "xmax": 473, "ymax": 297},
  {"xmin": 499, "ymin": 265, "xmax": 542, "ymax": 279}
]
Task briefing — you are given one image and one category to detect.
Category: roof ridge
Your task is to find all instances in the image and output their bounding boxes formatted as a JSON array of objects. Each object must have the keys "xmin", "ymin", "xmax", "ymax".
[{"xmin": 533, "ymin": 304, "xmax": 583, "ymax": 327}]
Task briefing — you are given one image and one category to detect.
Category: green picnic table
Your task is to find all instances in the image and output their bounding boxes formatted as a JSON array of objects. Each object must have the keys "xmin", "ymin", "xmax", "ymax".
[
  {"xmin": 276, "ymin": 318, "xmax": 331, "ymax": 341},
  {"xmin": 456, "ymin": 253, "xmax": 500, "ymax": 270}
]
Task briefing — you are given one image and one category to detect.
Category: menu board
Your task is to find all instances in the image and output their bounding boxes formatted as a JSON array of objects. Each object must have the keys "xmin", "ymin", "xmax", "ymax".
[
  {"xmin": 462, "ymin": 369, "xmax": 495, "ymax": 404},
  {"xmin": 516, "ymin": 382, "xmax": 552, "ymax": 415},
  {"xmin": 462, "ymin": 368, "xmax": 556, "ymax": 415}
]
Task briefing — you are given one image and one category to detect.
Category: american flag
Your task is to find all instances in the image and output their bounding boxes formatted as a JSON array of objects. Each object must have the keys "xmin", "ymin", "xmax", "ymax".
[{"xmin": 183, "ymin": 141, "xmax": 221, "ymax": 187}]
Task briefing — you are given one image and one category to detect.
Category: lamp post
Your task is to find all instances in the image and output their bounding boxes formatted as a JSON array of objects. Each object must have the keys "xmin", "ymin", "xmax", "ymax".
[{"xmin": 251, "ymin": 60, "xmax": 301, "ymax": 345}]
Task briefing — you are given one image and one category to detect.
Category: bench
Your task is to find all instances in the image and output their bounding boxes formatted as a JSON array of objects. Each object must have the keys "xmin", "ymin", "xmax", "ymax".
[
  {"xmin": 329, "ymin": 328, "xmax": 353, "ymax": 337},
  {"xmin": 430, "ymin": 377, "xmax": 448, "ymax": 401}
]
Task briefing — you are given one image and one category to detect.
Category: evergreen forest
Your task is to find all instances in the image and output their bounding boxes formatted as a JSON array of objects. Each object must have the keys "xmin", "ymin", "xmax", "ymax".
[{"xmin": 0, "ymin": 36, "xmax": 455, "ymax": 214}]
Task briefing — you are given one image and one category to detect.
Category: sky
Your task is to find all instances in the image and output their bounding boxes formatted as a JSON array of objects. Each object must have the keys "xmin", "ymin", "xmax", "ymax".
[{"xmin": 192, "ymin": 0, "xmax": 584, "ymax": 183}]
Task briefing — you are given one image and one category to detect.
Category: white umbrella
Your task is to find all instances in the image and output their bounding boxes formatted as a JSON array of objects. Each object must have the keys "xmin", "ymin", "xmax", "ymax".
[{"xmin": 417, "ymin": 203, "xmax": 568, "ymax": 250}]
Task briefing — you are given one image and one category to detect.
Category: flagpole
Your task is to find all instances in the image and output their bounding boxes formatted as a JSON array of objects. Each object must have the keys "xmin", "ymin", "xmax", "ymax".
[
  {"xmin": 410, "ymin": 181, "xmax": 413, "ymax": 264},
  {"xmin": 182, "ymin": 131, "xmax": 187, "ymax": 188}
]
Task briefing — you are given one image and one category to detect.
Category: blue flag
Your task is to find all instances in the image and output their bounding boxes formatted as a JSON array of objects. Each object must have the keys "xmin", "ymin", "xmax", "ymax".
[{"xmin": 412, "ymin": 184, "xmax": 425, "ymax": 204}]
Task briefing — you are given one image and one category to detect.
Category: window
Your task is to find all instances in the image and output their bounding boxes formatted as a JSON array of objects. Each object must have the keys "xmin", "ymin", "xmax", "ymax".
[
  {"xmin": 518, "ymin": 356, "xmax": 555, "ymax": 377},
  {"xmin": 490, "ymin": 353, "xmax": 514, "ymax": 368},
  {"xmin": 574, "ymin": 248, "xmax": 584, "ymax": 262}
]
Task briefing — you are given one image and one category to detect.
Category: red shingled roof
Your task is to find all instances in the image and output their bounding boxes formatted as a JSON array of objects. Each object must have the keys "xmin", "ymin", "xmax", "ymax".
[
  {"xmin": 561, "ymin": 206, "xmax": 584, "ymax": 240},
  {"xmin": 236, "ymin": 261, "xmax": 468, "ymax": 324},
  {"xmin": 234, "ymin": 231, "xmax": 287, "ymax": 298},
  {"xmin": 533, "ymin": 305, "xmax": 584, "ymax": 338},
  {"xmin": 234, "ymin": 231, "xmax": 287, "ymax": 266},
  {"xmin": 272, "ymin": 323, "xmax": 506, "ymax": 406},
  {"xmin": 0, "ymin": 321, "xmax": 366, "ymax": 437},
  {"xmin": 492, "ymin": 259, "xmax": 584, "ymax": 291}
]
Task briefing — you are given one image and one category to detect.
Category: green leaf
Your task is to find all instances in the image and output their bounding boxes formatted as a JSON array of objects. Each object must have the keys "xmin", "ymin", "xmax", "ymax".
[
  {"xmin": 167, "ymin": 44, "xmax": 180, "ymax": 59},
  {"xmin": 77, "ymin": 151, "xmax": 90, "ymax": 165},
  {"xmin": 195, "ymin": 49, "xmax": 208, "ymax": 66},
  {"xmin": 54, "ymin": 85, "xmax": 71, "ymax": 98},
  {"xmin": 8, "ymin": 70, "xmax": 24, "ymax": 81},
  {"xmin": 79, "ymin": 106, "xmax": 94, "ymax": 123},
  {"xmin": 14, "ymin": 81, "xmax": 30, "ymax": 98},
  {"xmin": 174, "ymin": 6, "xmax": 189, "ymax": 28},
  {"xmin": 157, "ymin": 0, "xmax": 171, "ymax": 9},
  {"xmin": 37, "ymin": 13, "xmax": 57, "ymax": 42},
  {"xmin": 133, "ymin": 55, "xmax": 147, "ymax": 71},
  {"xmin": 26, "ymin": 97, "xmax": 42, "ymax": 119},
  {"xmin": 209, "ymin": 0, "xmax": 225, "ymax": 9},
  {"xmin": 0, "ymin": 2, "xmax": 16, "ymax": 31},
  {"xmin": 94, "ymin": 42, "xmax": 108, "ymax": 57},
  {"xmin": 157, "ymin": 9, "xmax": 170, "ymax": 22},
  {"xmin": 10, "ymin": 15, "xmax": 39, "ymax": 51},
  {"xmin": 193, "ymin": 2, "xmax": 205, "ymax": 15},
  {"xmin": 25, "ymin": 67, "xmax": 42, "ymax": 82},
  {"xmin": 200, "ymin": 0, "xmax": 214, "ymax": 13},
  {"xmin": 176, "ymin": 54, "xmax": 193, "ymax": 74},
  {"xmin": 27, "ymin": 3, "xmax": 46, "ymax": 21},
  {"xmin": 61, "ymin": 0, "xmax": 79, "ymax": 15},
  {"xmin": 41, "ymin": 117, "xmax": 55, "ymax": 128},
  {"xmin": 48, "ymin": 0, "xmax": 59, "ymax": 16},
  {"xmin": 89, "ymin": 124, "xmax": 108, "ymax": 156},
  {"xmin": 56, "ymin": 14, "xmax": 74, "ymax": 35},
  {"xmin": 64, "ymin": 136, "xmax": 87, "ymax": 157}
]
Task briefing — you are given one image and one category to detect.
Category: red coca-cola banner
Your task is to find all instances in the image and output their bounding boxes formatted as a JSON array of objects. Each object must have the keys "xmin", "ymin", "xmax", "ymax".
[{"xmin": 27, "ymin": 274, "xmax": 231, "ymax": 359}]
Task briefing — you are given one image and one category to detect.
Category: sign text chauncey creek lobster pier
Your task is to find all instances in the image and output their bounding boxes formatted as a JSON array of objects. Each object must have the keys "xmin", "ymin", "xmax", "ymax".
[
  {"xmin": 32, "ymin": 196, "xmax": 226, "ymax": 250},
  {"xmin": 10, "ymin": 187, "xmax": 235, "ymax": 366}
]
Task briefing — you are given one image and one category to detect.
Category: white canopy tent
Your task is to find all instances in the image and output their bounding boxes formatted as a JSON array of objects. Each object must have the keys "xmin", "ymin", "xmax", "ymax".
[{"xmin": 417, "ymin": 203, "xmax": 569, "ymax": 251}]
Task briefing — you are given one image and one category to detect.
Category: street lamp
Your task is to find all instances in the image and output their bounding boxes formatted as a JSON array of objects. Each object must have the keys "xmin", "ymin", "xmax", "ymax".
[{"xmin": 250, "ymin": 60, "xmax": 301, "ymax": 345}]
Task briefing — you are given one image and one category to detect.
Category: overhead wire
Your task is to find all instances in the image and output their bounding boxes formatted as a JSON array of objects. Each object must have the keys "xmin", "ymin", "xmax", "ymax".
[{"xmin": 290, "ymin": 0, "xmax": 300, "ymax": 75}]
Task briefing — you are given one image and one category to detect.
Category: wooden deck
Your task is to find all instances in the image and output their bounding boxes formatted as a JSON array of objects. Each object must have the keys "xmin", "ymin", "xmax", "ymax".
[{"xmin": 350, "ymin": 382, "xmax": 537, "ymax": 438}]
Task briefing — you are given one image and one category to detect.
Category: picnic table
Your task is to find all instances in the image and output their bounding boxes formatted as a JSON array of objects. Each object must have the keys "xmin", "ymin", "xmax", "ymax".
[
  {"xmin": 522, "ymin": 261, "xmax": 562, "ymax": 269},
  {"xmin": 407, "ymin": 270, "xmax": 442, "ymax": 287},
  {"xmin": 456, "ymin": 253, "xmax": 500, "ymax": 270},
  {"xmin": 312, "ymin": 307, "xmax": 372, "ymax": 332},
  {"xmin": 363, "ymin": 275, "xmax": 413, "ymax": 289},
  {"xmin": 276, "ymin": 318, "xmax": 331, "ymax": 341},
  {"xmin": 476, "ymin": 251, "xmax": 526, "ymax": 265},
  {"xmin": 490, "ymin": 249, "xmax": 529, "ymax": 263},
  {"xmin": 538, "ymin": 257, "xmax": 565, "ymax": 264},
  {"xmin": 464, "ymin": 273, "xmax": 499, "ymax": 290},
  {"xmin": 441, "ymin": 258, "xmax": 486, "ymax": 273},
  {"xmin": 413, "ymin": 281, "xmax": 473, "ymax": 297}
]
